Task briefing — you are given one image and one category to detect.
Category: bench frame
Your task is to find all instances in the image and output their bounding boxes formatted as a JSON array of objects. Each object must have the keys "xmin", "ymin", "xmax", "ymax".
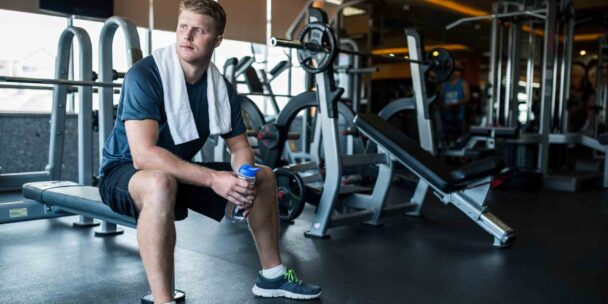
[{"xmin": 23, "ymin": 181, "xmax": 186, "ymax": 303}]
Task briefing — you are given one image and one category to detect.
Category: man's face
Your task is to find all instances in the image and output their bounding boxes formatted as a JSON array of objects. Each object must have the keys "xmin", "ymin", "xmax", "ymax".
[{"xmin": 176, "ymin": 9, "xmax": 223, "ymax": 64}]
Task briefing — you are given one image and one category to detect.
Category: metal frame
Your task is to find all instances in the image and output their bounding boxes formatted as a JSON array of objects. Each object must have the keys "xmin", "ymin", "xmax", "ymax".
[
  {"xmin": 539, "ymin": 0, "xmax": 608, "ymax": 191},
  {"xmin": 297, "ymin": 11, "xmax": 511, "ymax": 245},
  {"xmin": 504, "ymin": 15, "xmax": 523, "ymax": 128},
  {"xmin": 445, "ymin": 1, "xmax": 546, "ymax": 157},
  {"xmin": 91, "ymin": 16, "xmax": 144, "ymax": 232},
  {"xmin": 596, "ymin": 36, "xmax": 608, "ymax": 132},
  {"xmin": 98, "ymin": 17, "xmax": 143, "ymax": 159},
  {"xmin": 1, "ymin": 26, "xmax": 93, "ymax": 225},
  {"xmin": 304, "ymin": 61, "xmax": 402, "ymax": 238},
  {"xmin": 446, "ymin": 8, "xmax": 546, "ymax": 30},
  {"xmin": 444, "ymin": 0, "xmax": 608, "ymax": 192},
  {"xmin": 1, "ymin": 18, "xmax": 144, "ymax": 226}
]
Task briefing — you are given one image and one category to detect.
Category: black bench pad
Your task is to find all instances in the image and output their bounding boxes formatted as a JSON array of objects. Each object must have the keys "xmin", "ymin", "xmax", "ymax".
[
  {"xmin": 23, "ymin": 181, "xmax": 187, "ymax": 227},
  {"xmin": 450, "ymin": 157, "xmax": 504, "ymax": 185},
  {"xmin": 470, "ymin": 126, "xmax": 518, "ymax": 138},
  {"xmin": 354, "ymin": 114, "xmax": 503, "ymax": 192}
]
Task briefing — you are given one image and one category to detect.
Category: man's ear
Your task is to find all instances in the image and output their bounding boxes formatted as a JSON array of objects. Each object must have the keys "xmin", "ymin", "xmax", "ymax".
[{"xmin": 215, "ymin": 34, "xmax": 224, "ymax": 48}]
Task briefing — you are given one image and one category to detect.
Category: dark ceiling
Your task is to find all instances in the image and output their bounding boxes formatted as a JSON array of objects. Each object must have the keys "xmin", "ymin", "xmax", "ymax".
[{"xmin": 363, "ymin": 0, "xmax": 608, "ymax": 57}]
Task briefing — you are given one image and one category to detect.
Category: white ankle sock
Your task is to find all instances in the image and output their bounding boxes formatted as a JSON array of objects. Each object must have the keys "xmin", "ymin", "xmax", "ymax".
[{"xmin": 262, "ymin": 264, "xmax": 286, "ymax": 279}]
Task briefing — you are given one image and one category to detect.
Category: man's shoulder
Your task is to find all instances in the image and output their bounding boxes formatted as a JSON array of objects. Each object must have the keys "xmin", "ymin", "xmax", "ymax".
[{"xmin": 125, "ymin": 56, "xmax": 160, "ymax": 84}]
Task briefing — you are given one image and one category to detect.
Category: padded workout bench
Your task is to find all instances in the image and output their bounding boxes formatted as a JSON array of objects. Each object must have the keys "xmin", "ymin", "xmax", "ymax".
[
  {"xmin": 354, "ymin": 114, "xmax": 515, "ymax": 247},
  {"xmin": 23, "ymin": 181, "xmax": 187, "ymax": 303}
]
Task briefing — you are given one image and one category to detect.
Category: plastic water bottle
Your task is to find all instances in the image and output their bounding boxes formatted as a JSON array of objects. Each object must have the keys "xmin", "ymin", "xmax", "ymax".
[{"xmin": 225, "ymin": 164, "xmax": 260, "ymax": 223}]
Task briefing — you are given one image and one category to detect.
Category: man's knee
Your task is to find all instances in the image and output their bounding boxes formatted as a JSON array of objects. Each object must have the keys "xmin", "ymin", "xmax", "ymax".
[
  {"xmin": 254, "ymin": 166, "xmax": 277, "ymax": 207},
  {"xmin": 132, "ymin": 170, "xmax": 178, "ymax": 214},
  {"xmin": 255, "ymin": 166, "xmax": 276, "ymax": 190}
]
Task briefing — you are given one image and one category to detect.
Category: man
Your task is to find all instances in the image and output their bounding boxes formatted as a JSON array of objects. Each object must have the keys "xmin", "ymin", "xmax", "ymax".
[
  {"xmin": 568, "ymin": 62, "xmax": 595, "ymax": 134},
  {"xmin": 98, "ymin": 1, "xmax": 321, "ymax": 303},
  {"xmin": 440, "ymin": 69, "xmax": 470, "ymax": 144}
]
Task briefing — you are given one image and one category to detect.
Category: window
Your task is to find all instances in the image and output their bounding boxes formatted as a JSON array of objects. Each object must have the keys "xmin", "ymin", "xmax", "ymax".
[
  {"xmin": 0, "ymin": 9, "xmax": 307, "ymax": 115},
  {"xmin": 213, "ymin": 39, "xmax": 307, "ymax": 114},
  {"xmin": 0, "ymin": 11, "xmax": 177, "ymax": 114},
  {"xmin": 0, "ymin": 9, "xmax": 65, "ymax": 113},
  {"xmin": 72, "ymin": 19, "xmax": 151, "ymax": 111}
]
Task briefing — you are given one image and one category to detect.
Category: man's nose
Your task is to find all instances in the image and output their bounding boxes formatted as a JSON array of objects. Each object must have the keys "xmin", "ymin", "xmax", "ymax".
[{"xmin": 185, "ymin": 29, "xmax": 193, "ymax": 41}]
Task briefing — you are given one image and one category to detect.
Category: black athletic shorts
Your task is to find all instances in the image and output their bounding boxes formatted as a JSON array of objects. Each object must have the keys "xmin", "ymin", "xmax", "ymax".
[{"xmin": 98, "ymin": 162, "xmax": 232, "ymax": 222}]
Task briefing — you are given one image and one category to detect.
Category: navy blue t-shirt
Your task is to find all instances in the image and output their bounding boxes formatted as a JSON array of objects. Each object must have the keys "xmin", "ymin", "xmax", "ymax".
[{"xmin": 99, "ymin": 56, "xmax": 245, "ymax": 176}]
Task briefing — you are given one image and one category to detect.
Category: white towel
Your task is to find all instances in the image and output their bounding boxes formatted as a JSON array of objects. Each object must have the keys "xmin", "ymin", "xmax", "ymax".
[
  {"xmin": 152, "ymin": 43, "xmax": 231, "ymax": 145},
  {"xmin": 205, "ymin": 56, "xmax": 232, "ymax": 136}
]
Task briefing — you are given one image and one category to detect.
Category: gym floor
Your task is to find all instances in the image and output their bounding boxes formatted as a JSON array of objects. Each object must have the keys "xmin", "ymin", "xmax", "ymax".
[{"xmin": 1, "ymin": 186, "xmax": 607, "ymax": 304}]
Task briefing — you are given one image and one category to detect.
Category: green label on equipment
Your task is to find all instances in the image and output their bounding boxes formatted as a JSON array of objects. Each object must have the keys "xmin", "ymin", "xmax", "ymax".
[{"xmin": 9, "ymin": 208, "xmax": 27, "ymax": 218}]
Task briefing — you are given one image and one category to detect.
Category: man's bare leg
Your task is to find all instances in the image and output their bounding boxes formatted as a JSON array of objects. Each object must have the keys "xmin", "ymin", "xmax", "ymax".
[
  {"xmin": 129, "ymin": 170, "xmax": 177, "ymax": 303},
  {"xmin": 246, "ymin": 166, "xmax": 282, "ymax": 269}
]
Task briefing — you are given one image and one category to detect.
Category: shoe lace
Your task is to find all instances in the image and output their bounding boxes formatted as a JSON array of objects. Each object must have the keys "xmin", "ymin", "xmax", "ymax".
[{"xmin": 283, "ymin": 269, "xmax": 302, "ymax": 285}]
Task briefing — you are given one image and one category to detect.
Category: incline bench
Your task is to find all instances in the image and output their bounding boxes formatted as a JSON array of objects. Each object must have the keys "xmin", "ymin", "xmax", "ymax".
[
  {"xmin": 23, "ymin": 181, "xmax": 187, "ymax": 303},
  {"xmin": 354, "ymin": 114, "xmax": 515, "ymax": 247}
]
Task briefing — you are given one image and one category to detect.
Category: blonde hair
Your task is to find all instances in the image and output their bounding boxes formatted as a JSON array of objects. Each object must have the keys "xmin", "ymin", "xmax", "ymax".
[{"xmin": 180, "ymin": 0, "xmax": 226, "ymax": 34}]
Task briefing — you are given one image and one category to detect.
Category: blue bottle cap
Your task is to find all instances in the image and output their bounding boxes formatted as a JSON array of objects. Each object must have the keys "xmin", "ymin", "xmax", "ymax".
[{"xmin": 238, "ymin": 164, "xmax": 261, "ymax": 178}]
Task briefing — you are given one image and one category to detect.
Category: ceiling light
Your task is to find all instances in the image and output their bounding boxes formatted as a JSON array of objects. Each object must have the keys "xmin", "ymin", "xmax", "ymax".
[
  {"xmin": 580, "ymin": 50, "xmax": 587, "ymax": 56},
  {"xmin": 574, "ymin": 33, "xmax": 603, "ymax": 42},
  {"xmin": 372, "ymin": 44, "xmax": 470, "ymax": 56},
  {"xmin": 424, "ymin": 0, "xmax": 487, "ymax": 17},
  {"xmin": 343, "ymin": 7, "xmax": 366, "ymax": 16}
]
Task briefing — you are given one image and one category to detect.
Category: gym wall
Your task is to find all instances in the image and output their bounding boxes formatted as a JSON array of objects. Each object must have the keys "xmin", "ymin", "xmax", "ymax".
[
  {"xmin": 0, "ymin": 0, "xmax": 311, "ymax": 44},
  {"xmin": 115, "ymin": 0, "xmax": 269, "ymax": 43},
  {"xmin": 271, "ymin": 0, "xmax": 310, "ymax": 38},
  {"xmin": 0, "ymin": 113, "xmax": 98, "ymax": 181}
]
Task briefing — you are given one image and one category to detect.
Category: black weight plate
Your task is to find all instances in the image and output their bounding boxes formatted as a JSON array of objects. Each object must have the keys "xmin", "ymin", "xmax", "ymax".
[
  {"xmin": 425, "ymin": 48, "xmax": 455, "ymax": 84},
  {"xmin": 259, "ymin": 123, "xmax": 280, "ymax": 150},
  {"xmin": 273, "ymin": 167, "xmax": 306, "ymax": 222},
  {"xmin": 297, "ymin": 22, "xmax": 337, "ymax": 74}
]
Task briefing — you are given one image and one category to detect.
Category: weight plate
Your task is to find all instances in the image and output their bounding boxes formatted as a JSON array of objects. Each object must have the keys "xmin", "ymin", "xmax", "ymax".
[
  {"xmin": 425, "ymin": 48, "xmax": 455, "ymax": 84},
  {"xmin": 273, "ymin": 167, "xmax": 306, "ymax": 222},
  {"xmin": 297, "ymin": 22, "xmax": 337, "ymax": 74}
]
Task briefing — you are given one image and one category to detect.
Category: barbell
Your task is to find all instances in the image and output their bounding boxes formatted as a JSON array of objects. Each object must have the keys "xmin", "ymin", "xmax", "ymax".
[
  {"xmin": 271, "ymin": 22, "xmax": 455, "ymax": 83},
  {"xmin": 0, "ymin": 75, "xmax": 122, "ymax": 88}
]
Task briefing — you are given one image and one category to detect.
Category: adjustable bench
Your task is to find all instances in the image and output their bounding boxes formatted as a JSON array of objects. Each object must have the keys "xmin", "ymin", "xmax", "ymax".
[
  {"xmin": 22, "ymin": 180, "xmax": 187, "ymax": 303},
  {"xmin": 354, "ymin": 114, "xmax": 515, "ymax": 247}
]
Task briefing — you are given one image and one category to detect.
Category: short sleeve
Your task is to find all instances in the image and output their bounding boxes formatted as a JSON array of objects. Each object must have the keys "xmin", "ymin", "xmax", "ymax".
[
  {"xmin": 221, "ymin": 78, "xmax": 246, "ymax": 139},
  {"xmin": 120, "ymin": 65, "xmax": 163, "ymax": 122}
]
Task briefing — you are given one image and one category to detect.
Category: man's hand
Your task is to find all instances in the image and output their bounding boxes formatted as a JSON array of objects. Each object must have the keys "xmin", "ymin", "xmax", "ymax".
[{"xmin": 210, "ymin": 171, "xmax": 256, "ymax": 217}]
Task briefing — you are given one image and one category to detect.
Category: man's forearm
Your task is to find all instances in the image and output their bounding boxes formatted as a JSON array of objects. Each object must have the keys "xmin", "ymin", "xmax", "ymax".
[
  {"xmin": 133, "ymin": 146, "xmax": 215, "ymax": 187},
  {"xmin": 230, "ymin": 147, "xmax": 255, "ymax": 172}
]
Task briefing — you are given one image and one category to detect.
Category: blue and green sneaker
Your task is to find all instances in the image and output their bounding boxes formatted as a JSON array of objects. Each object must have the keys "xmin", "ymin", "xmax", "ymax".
[{"xmin": 252, "ymin": 269, "xmax": 321, "ymax": 300}]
